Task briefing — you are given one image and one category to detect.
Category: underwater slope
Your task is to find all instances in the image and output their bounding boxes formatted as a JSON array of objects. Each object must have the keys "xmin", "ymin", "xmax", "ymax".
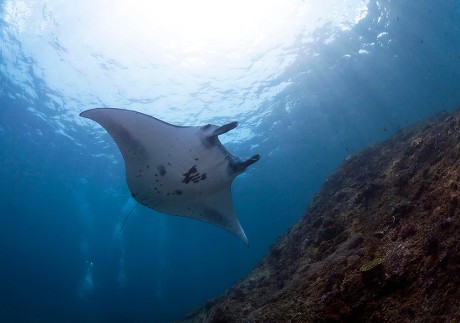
[{"xmin": 183, "ymin": 109, "xmax": 460, "ymax": 322}]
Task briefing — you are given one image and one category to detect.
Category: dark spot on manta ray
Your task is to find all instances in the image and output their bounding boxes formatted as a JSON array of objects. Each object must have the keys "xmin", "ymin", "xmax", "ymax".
[
  {"xmin": 182, "ymin": 165, "xmax": 198, "ymax": 184},
  {"xmin": 186, "ymin": 165, "xmax": 197, "ymax": 174},
  {"xmin": 195, "ymin": 158, "xmax": 199, "ymax": 161},
  {"xmin": 168, "ymin": 162, "xmax": 171, "ymax": 166},
  {"xmin": 203, "ymin": 208, "xmax": 225, "ymax": 223},
  {"xmin": 182, "ymin": 165, "xmax": 208, "ymax": 184},
  {"xmin": 157, "ymin": 165, "xmax": 166, "ymax": 176},
  {"xmin": 175, "ymin": 189, "xmax": 183, "ymax": 195}
]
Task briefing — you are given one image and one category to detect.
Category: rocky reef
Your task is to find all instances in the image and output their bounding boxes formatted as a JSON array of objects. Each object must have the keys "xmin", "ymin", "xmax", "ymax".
[{"xmin": 183, "ymin": 110, "xmax": 460, "ymax": 322}]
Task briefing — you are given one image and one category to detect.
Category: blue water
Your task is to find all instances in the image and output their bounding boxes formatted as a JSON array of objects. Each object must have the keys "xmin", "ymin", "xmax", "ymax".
[{"xmin": 1, "ymin": 1, "xmax": 460, "ymax": 322}]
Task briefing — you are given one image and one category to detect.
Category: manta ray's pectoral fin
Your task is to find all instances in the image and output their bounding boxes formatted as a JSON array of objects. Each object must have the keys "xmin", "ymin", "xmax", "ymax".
[{"xmin": 212, "ymin": 121, "xmax": 238, "ymax": 136}]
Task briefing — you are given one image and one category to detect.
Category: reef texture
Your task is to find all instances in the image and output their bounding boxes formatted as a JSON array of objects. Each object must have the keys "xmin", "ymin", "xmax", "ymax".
[{"xmin": 183, "ymin": 110, "xmax": 460, "ymax": 322}]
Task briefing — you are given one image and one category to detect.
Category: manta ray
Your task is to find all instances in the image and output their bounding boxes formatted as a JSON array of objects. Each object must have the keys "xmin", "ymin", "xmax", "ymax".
[{"xmin": 80, "ymin": 108, "xmax": 260, "ymax": 245}]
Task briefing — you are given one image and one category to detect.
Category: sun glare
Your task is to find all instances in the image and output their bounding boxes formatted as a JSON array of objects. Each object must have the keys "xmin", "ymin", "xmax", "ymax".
[
  {"xmin": 3, "ymin": 0, "xmax": 369, "ymax": 72},
  {"xmin": 2, "ymin": 0, "xmax": 369, "ymax": 124},
  {"xmin": 89, "ymin": 0, "xmax": 308, "ymax": 68}
]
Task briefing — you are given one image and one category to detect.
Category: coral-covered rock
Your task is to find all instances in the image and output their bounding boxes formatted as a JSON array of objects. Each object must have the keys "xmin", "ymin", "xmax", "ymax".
[{"xmin": 182, "ymin": 110, "xmax": 460, "ymax": 322}]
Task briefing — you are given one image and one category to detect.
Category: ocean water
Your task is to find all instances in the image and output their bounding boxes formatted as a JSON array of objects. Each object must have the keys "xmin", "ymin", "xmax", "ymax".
[{"xmin": 1, "ymin": 0, "xmax": 459, "ymax": 322}]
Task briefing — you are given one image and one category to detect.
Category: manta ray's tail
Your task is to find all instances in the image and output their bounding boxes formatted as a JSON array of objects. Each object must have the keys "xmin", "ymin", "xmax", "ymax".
[{"xmin": 120, "ymin": 202, "xmax": 139, "ymax": 232}]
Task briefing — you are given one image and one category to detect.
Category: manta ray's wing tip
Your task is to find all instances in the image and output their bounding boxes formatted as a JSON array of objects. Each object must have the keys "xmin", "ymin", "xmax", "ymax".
[
  {"xmin": 232, "ymin": 219, "xmax": 248, "ymax": 246},
  {"xmin": 80, "ymin": 108, "xmax": 108, "ymax": 118},
  {"xmin": 239, "ymin": 230, "xmax": 249, "ymax": 247},
  {"xmin": 80, "ymin": 109, "xmax": 94, "ymax": 118}
]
